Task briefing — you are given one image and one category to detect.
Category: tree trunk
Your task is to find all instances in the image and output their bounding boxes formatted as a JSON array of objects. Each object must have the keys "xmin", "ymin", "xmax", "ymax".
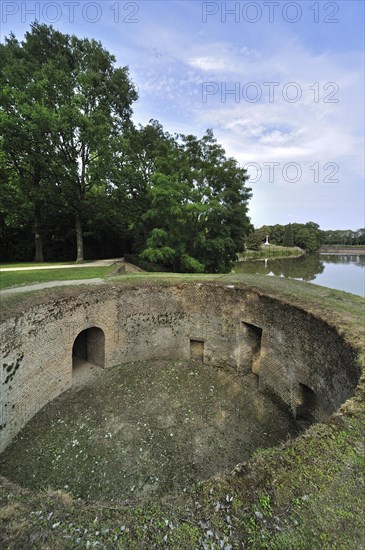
[
  {"xmin": 75, "ymin": 212, "xmax": 84, "ymax": 262},
  {"xmin": 34, "ymin": 203, "xmax": 44, "ymax": 262}
]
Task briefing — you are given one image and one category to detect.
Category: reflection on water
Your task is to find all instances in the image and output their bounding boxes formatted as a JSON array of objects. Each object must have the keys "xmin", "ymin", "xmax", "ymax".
[{"xmin": 234, "ymin": 254, "xmax": 365, "ymax": 296}]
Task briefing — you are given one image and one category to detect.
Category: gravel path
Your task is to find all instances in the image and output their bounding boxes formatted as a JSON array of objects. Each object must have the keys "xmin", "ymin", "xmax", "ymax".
[{"xmin": 0, "ymin": 279, "xmax": 105, "ymax": 296}]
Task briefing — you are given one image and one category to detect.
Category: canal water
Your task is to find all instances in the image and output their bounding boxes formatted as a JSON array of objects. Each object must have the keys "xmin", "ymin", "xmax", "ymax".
[{"xmin": 234, "ymin": 253, "xmax": 365, "ymax": 297}]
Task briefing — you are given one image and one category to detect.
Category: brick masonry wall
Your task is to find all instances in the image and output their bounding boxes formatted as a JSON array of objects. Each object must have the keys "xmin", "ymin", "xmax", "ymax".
[{"xmin": 0, "ymin": 283, "xmax": 359, "ymax": 453}]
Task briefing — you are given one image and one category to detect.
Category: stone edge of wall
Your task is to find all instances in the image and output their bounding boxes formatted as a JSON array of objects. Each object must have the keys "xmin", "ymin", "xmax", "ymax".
[{"xmin": 0, "ymin": 280, "xmax": 364, "ymax": 457}]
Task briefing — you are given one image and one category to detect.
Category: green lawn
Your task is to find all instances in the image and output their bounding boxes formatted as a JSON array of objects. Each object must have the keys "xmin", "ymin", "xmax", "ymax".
[{"xmin": 0, "ymin": 266, "xmax": 114, "ymax": 290}]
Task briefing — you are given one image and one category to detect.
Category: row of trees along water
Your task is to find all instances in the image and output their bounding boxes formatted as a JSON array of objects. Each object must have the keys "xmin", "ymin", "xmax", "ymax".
[
  {"xmin": 245, "ymin": 224, "xmax": 365, "ymax": 253},
  {"xmin": 0, "ymin": 23, "xmax": 253, "ymax": 273}
]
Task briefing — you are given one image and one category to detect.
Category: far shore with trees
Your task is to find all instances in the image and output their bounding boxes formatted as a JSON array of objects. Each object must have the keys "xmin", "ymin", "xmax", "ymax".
[{"xmin": 243, "ymin": 223, "xmax": 365, "ymax": 258}]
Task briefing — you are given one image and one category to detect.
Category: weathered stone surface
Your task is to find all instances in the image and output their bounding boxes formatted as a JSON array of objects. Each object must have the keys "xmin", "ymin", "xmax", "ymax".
[{"xmin": 0, "ymin": 283, "xmax": 360, "ymax": 453}]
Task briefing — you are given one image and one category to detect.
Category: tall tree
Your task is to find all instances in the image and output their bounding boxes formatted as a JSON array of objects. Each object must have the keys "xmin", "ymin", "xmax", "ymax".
[
  {"xmin": 182, "ymin": 130, "xmax": 252, "ymax": 272},
  {"xmin": 1, "ymin": 23, "xmax": 138, "ymax": 262},
  {"xmin": 140, "ymin": 128, "xmax": 252, "ymax": 273},
  {"xmin": 55, "ymin": 34, "xmax": 138, "ymax": 261},
  {"xmin": 110, "ymin": 120, "xmax": 174, "ymax": 253},
  {"xmin": 0, "ymin": 24, "xmax": 71, "ymax": 261}
]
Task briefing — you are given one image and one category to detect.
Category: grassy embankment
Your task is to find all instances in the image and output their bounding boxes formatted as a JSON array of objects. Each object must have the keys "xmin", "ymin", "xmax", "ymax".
[
  {"xmin": 0, "ymin": 260, "xmax": 144, "ymax": 291},
  {"xmin": 0, "ymin": 248, "xmax": 303, "ymax": 290},
  {"xmin": 0, "ymin": 266, "xmax": 114, "ymax": 290},
  {"xmin": 0, "ymin": 274, "xmax": 364, "ymax": 549}
]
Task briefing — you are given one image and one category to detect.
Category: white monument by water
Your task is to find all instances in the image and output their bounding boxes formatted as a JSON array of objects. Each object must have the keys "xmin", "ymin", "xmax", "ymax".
[{"xmin": 263, "ymin": 235, "xmax": 270, "ymax": 246}]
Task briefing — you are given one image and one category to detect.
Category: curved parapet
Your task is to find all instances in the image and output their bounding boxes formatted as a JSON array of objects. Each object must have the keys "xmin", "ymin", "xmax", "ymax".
[{"xmin": 0, "ymin": 282, "xmax": 361, "ymax": 453}]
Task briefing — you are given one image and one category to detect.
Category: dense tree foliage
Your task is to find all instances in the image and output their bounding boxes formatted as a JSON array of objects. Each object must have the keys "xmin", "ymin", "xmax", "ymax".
[
  {"xmin": 140, "ymin": 129, "xmax": 252, "ymax": 272},
  {"xmin": 321, "ymin": 229, "xmax": 365, "ymax": 246},
  {"xmin": 0, "ymin": 25, "xmax": 70, "ymax": 261},
  {"xmin": 282, "ymin": 223, "xmax": 294, "ymax": 247},
  {"xmin": 0, "ymin": 24, "xmax": 252, "ymax": 272},
  {"xmin": 245, "ymin": 224, "xmax": 365, "ymax": 252},
  {"xmin": 245, "ymin": 222, "xmax": 324, "ymax": 253},
  {"xmin": 0, "ymin": 23, "xmax": 137, "ymax": 262},
  {"xmin": 244, "ymin": 231, "xmax": 262, "ymax": 251}
]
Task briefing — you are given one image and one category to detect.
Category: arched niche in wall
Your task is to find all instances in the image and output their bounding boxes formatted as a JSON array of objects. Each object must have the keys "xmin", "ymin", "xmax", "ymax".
[{"xmin": 72, "ymin": 327, "xmax": 105, "ymax": 369}]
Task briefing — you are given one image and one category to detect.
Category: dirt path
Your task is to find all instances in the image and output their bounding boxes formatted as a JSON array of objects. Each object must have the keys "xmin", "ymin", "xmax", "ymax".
[{"xmin": 0, "ymin": 278, "xmax": 105, "ymax": 296}]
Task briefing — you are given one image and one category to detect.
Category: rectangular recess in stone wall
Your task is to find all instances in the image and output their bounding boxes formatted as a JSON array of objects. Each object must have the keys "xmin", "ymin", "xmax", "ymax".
[
  {"xmin": 296, "ymin": 383, "xmax": 317, "ymax": 423},
  {"xmin": 190, "ymin": 340, "xmax": 204, "ymax": 363},
  {"xmin": 240, "ymin": 322, "xmax": 263, "ymax": 375}
]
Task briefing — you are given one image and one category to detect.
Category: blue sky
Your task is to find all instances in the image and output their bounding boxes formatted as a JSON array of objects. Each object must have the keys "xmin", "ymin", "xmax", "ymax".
[{"xmin": 1, "ymin": 1, "xmax": 364, "ymax": 229}]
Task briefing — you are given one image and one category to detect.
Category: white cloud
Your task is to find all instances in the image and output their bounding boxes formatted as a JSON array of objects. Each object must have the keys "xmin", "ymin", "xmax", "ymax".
[
  {"xmin": 259, "ymin": 130, "xmax": 295, "ymax": 145},
  {"xmin": 104, "ymin": 4, "xmax": 364, "ymax": 228},
  {"xmin": 188, "ymin": 56, "xmax": 231, "ymax": 72}
]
